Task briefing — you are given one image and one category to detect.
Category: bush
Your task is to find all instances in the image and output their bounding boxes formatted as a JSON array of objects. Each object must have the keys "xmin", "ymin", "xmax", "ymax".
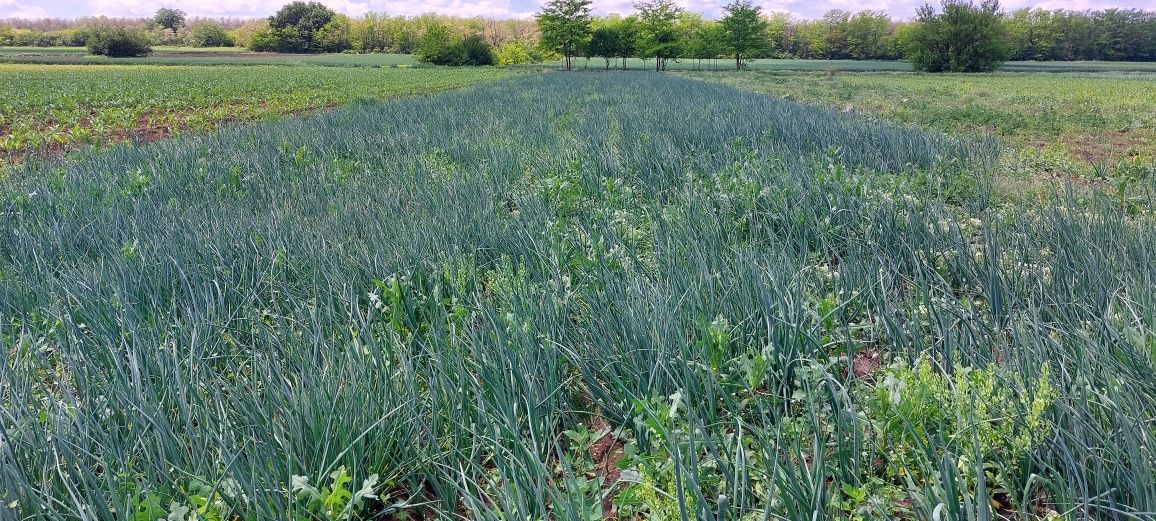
[
  {"xmin": 86, "ymin": 28, "xmax": 153, "ymax": 58},
  {"xmin": 496, "ymin": 41, "xmax": 533, "ymax": 65},
  {"xmin": 415, "ymin": 26, "xmax": 496, "ymax": 66},
  {"xmin": 190, "ymin": 21, "xmax": 234, "ymax": 48},
  {"xmin": 246, "ymin": 28, "xmax": 278, "ymax": 52},
  {"xmin": 458, "ymin": 35, "xmax": 496, "ymax": 66},
  {"xmin": 904, "ymin": 0, "xmax": 1011, "ymax": 72}
]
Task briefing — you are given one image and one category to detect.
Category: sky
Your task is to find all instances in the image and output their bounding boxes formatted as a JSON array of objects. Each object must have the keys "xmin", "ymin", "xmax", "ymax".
[{"xmin": 1, "ymin": 0, "xmax": 1150, "ymax": 21}]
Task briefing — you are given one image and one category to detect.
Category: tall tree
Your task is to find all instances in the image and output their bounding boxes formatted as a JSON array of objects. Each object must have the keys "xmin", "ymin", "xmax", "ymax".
[
  {"xmin": 904, "ymin": 0, "xmax": 1011, "ymax": 72},
  {"xmin": 720, "ymin": 0, "xmax": 768, "ymax": 69},
  {"xmin": 536, "ymin": 0, "xmax": 593, "ymax": 71},
  {"xmin": 153, "ymin": 8, "xmax": 186, "ymax": 34},
  {"xmin": 844, "ymin": 10, "xmax": 893, "ymax": 60},
  {"xmin": 588, "ymin": 25, "xmax": 619, "ymax": 70},
  {"xmin": 635, "ymin": 0, "xmax": 683, "ymax": 71},
  {"xmin": 686, "ymin": 20, "xmax": 727, "ymax": 70},
  {"xmin": 263, "ymin": 1, "xmax": 339, "ymax": 53}
]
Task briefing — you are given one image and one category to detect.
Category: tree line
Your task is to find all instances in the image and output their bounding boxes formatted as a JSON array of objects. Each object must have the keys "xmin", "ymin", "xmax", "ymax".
[{"xmin": 2, "ymin": 0, "xmax": 1154, "ymax": 65}]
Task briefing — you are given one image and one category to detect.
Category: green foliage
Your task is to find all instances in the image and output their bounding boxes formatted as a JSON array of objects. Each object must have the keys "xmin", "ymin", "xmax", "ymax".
[
  {"xmin": 461, "ymin": 35, "xmax": 496, "ymax": 65},
  {"xmin": 292, "ymin": 467, "xmax": 380, "ymax": 520},
  {"xmin": 315, "ymin": 15, "xmax": 353, "ymax": 53},
  {"xmin": 535, "ymin": 0, "xmax": 593, "ymax": 70},
  {"xmin": 190, "ymin": 21, "xmax": 235, "ymax": 48},
  {"xmin": 416, "ymin": 24, "xmax": 496, "ymax": 66},
  {"xmin": 905, "ymin": 0, "xmax": 1012, "ymax": 72},
  {"xmin": 683, "ymin": 19, "xmax": 727, "ymax": 68},
  {"xmin": 245, "ymin": 27, "xmax": 279, "ymax": 52},
  {"xmin": 583, "ymin": 16, "xmax": 637, "ymax": 70},
  {"xmin": 720, "ymin": 0, "xmax": 768, "ymax": 69},
  {"xmin": 2, "ymin": 73, "xmax": 1155, "ymax": 521},
  {"xmin": 261, "ymin": 1, "xmax": 342, "ymax": 53},
  {"xmin": 153, "ymin": 8, "xmax": 187, "ymax": 34},
  {"xmin": 0, "ymin": 64, "xmax": 508, "ymax": 167},
  {"xmin": 85, "ymin": 27, "xmax": 153, "ymax": 57},
  {"xmin": 495, "ymin": 41, "xmax": 534, "ymax": 65},
  {"xmin": 862, "ymin": 358, "xmax": 1055, "ymax": 488},
  {"xmin": 634, "ymin": 0, "xmax": 683, "ymax": 70}
]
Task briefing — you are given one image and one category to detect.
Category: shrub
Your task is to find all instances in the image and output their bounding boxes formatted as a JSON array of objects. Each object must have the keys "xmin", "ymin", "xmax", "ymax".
[
  {"xmin": 458, "ymin": 34, "xmax": 496, "ymax": 66},
  {"xmin": 416, "ymin": 27, "xmax": 496, "ymax": 66},
  {"xmin": 230, "ymin": 20, "xmax": 270, "ymax": 49},
  {"xmin": 190, "ymin": 21, "xmax": 235, "ymax": 47},
  {"xmin": 904, "ymin": 0, "xmax": 1012, "ymax": 72},
  {"xmin": 86, "ymin": 27, "xmax": 153, "ymax": 58},
  {"xmin": 496, "ymin": 41, "xmax": 533, "ymax": 65}
]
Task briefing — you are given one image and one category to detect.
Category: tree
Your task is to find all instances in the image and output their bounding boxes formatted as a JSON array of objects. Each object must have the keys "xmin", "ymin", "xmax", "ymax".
[
  {"xmin": 821, "ymin": 10, "xmax": 851, "ymax": 58},
  {"xmin": 153, "ymin": 8, "xmax": 186, "ymax": 34},
  {"xmin": 720, "ymin": 0, "xmax": 768, "ymax": 69},
  {"xmin": 587, "ymin": 26, "xmax": 619, "ymax": 70},
  {"xmin": 904, "ymin": 0, "xmax": 1011, "ymax": 72},
  {"xmin": 266, "ymin": 1, "xmax": 338, "ymax": 53},
  {"xmin": 635, "ymin": 0, "xmax": 682, "ymax": 71},
  {"xmin": 315, "ymin": 14, "xmax": 352, "ymax": 52},
  {"xmin": 691, "ymin": 21, "xmax": 728, "ymax": 69},
  {"xmin": 612, "ymin": 16, "xmax": 640, "ymax": 70},
  {"xmin": 765, "ymin": 12, "xmax": 791, "ymax": 57},
  {"xmin": 536, "ymin": 0, "xmax": 593, "ymax": 71},
  {"xmin": 190, "ymin": 21, "xmax": 235, "ymax": 48},
  {"xmin": 416, "ymin": 22, "xmax": 463, "ymax": 65},
  {"xmin": 844, "ymin": 11, "xmax": 893, "ymax": 59}
]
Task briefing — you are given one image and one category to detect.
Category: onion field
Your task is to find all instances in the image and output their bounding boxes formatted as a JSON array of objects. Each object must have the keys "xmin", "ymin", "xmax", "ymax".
[{"xmin": 2, "ymin": 73, "xmax": 1155, "ymax": 520}]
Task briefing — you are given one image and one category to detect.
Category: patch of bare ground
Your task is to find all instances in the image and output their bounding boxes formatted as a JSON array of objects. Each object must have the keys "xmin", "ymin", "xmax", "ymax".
[{"xmin": 588, "ymin": 414, "xmax": 628, "ymax": 520}]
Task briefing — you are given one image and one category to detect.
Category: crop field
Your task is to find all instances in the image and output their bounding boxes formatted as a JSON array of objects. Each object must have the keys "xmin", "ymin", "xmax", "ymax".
[
  {"xmin": 0, "ymin": 47, "xmax": 420, "ymax": 67},
  {"xmin": 0, "ymin": 64, "xmax": 507, "ymax": 168},
  {"xmin": 565, "ymin": 57, "xmax": 1156, "ymax": 73},
  {"xmin": 2, "ymin": 72, "xmax": 1155, "ymax": 520},
  {"xmin": 699, "ymin": 71, "xmax": 1156, "ymax": 194}
]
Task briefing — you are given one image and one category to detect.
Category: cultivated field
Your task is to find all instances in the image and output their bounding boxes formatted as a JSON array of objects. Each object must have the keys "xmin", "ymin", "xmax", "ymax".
[
  {"xmin": 3, "ymin": 70, "xmax": 1155, "ymax": 520},
  {"xmin": 0, "ymin": 64, "xmax": 508, "ymax": 167},
  {"xmin": 700, "ymin": 70, "xmax": 1156, "ymax": 201},
  {"xmin": 0, "ymin": 47, "xmax": 420, "ymax": 67}
]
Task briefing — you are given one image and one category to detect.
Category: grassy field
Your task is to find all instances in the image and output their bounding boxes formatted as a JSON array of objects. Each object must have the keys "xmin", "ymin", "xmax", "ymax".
[
  {"xmin": 0, "ymin": 64, "xmax": 507, "ymax": 167},
  {"xmin": 0, "ymin": 47, "xmax": 419, "ymax": 67},
  {"xmin": 7, "ymin": 46, "xmax": 1156, "ymax": 73},
  {"xmin": 3, "ymin": 72, "xmax": 1155, "ymax": 520},
  {"xmin": 697, "ymin": 70, "xmax": 1156, "ymax": 196},
  {"xmin": 563, "ymin": 57, "xmax": 1156, "ymax": 73}
]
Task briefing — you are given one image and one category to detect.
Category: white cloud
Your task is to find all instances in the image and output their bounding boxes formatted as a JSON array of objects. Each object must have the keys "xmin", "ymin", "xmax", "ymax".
[
  {"xmin": 14, "ymin": 0, "xmax": 1153, "ymax": 21},
  {"xmin": 0, "ymin": 0, "xmax": 49, "ymax": 17},
  {"xmin": 76, "ymin": 0, "xmax": 528, "ymax": 19}
]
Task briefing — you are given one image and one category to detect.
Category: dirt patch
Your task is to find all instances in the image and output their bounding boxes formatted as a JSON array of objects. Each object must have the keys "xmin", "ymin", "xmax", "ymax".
[
  {"xmin": 851, "ymin": 348, "xmax": 884, "ymax": 382},
  {"xmin": 587, "ymin": 415, "xmax": 627, "ymax": 519},
  {"xmin": 1058, "ymin": 129, "xmax": 1153, "ymax": 165}
]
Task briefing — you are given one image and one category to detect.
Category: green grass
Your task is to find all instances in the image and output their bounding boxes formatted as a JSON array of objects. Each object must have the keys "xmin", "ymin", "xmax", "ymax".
[
  {"xmin": 0, "ymin": 63, "xmax": 507, "ymax": 166},
  {"xmin": 560, "ymin": 57, "xmax": 1156, "ymax": 73},
  {"xmin": 3, "ymin": 72, "xmax": 1155, "ymax": 520},
  {"xmin": 0, "ymin": 47, "xmax": 419, "ymax": 67},
  {"xmin": 696, "ymin": 70, "xmax": 1156, "ymax": 192},
  {"xmin": 8, "ymin": 47, "xmax": 1154, "ymax": 74}
]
